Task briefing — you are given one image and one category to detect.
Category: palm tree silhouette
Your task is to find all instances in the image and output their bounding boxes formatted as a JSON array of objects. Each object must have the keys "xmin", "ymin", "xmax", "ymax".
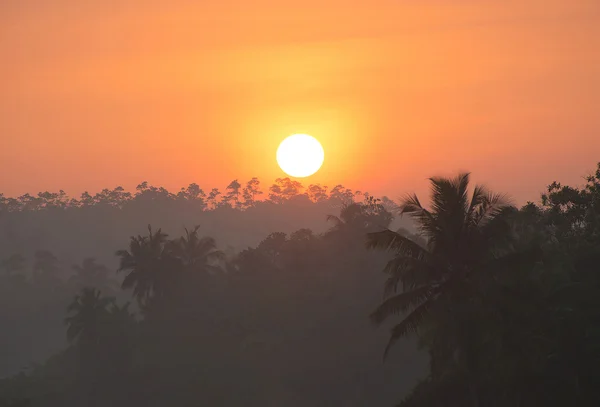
[
  {"xmin": 367, "ymin": 172, "xmax": 512, "ymax": 407},
  {"xmin": 65, "ymin": 287, "xmax": 114, "ymax": 345},
  {"xmin": 116, "ymin": 225, "xmax": 170, "ymax": 306},
  {"xmin": 168, "ymin": 226, "xmax": 225, "ymax": 274}
]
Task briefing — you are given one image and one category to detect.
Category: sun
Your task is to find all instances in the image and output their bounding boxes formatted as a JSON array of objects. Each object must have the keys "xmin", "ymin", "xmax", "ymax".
[{"xmin": 276, "ymin": 134, "xmax": 325, "ymax": 178}]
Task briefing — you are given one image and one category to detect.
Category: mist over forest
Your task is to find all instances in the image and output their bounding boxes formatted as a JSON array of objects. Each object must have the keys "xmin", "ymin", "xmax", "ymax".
[
  {"xmin": 0, "ymin": 178, "xmax": 422, "ymax": 406},
  {"xmin": 1, "ymin": 166, "xmax": 600, "ymax": 406},
  {"xmin": 0, "ymin": 178, "xmax": 413, "ymax": 266}
]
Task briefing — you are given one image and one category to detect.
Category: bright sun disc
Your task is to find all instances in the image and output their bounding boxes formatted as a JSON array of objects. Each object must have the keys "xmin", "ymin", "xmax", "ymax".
[{"xmin": 276, "ymin": 134, "xmax": 324, "ymax": 178}]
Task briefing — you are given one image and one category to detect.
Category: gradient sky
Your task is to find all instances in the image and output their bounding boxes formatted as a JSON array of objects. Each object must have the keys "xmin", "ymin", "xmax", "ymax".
[{"xmin": 1, "ymin": 0, "xmax": 599, "ymax": 204}]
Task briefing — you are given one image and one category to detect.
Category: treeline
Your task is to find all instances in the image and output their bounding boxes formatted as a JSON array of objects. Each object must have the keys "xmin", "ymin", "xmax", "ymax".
[
  {"xmin": 0, "ymin": 177, "xmax": 395, "ymax": 212},
  {"xmin": 0, "ymin": 177, "xmax": 409, "ymax": 273}
]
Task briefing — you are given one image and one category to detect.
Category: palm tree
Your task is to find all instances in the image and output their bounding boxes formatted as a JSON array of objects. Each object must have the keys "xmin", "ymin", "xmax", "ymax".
[
  {"xmin": 366, "ymin": 172, "xmax": 513, "ymax": 407},
  {"xmin": 65, "ymin": 287, "xmax": 114, "ymax": 345},
  {"xmin": 116, "ymin": 225, "xmax": 171, "ymax": 306},
  {"xmin": 167, "ymin": 226, "xmax": 225, "ymax": 273},
  {"xmin": 65, "ymin": 288, "xmax": 127, "ymax": 407},
  {"xmin": 105, "ymin": 301, "xmax": 136, "ymax": 366}
]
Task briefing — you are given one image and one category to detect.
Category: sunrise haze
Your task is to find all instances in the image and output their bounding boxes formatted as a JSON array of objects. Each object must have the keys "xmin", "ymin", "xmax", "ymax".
[{"xmin": 1, "ymin": 0, "xmax": 599, "ymax": 203}]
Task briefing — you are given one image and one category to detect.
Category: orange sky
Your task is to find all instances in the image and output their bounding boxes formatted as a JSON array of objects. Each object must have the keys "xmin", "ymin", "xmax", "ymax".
[{"xmin": 1, "ymin": 0, "xmax": 599, "ymax": 204}]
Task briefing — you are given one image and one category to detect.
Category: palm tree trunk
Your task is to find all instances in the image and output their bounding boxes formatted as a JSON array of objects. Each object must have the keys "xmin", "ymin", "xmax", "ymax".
[{"xmin": 459, "ymin": 330, "xmax": 480, "ymax": 407}]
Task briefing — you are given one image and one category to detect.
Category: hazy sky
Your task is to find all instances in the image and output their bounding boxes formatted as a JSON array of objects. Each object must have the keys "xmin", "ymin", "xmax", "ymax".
[{"xmin": 1, "ymin": 0, "xmax": 599, "ymax": 204}]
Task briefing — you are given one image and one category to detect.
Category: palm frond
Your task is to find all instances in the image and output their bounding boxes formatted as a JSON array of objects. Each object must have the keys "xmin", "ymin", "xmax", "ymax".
[
  {"xmin": 453, "ymin": 172, "xmax": 471, "ymax": 213},
  {"xmin": 382, "ymin": 255, "xmax": 437, "ymax": 295},
  {"xmin": 383, "ymin": 298, "xmax": 433, "ymax": 359},
  {"xmin": 429, "ymin": 174, "xmax": 472, "ymax": 239},
  {"xmin": 207, "ymin": 249, "xmax": 226, "ymax": 262},
  {"xmin": 467, "ymin": 184, "xmax": 488, "ymax": 220},
  {"xmin": 438, "ymin": 172, "xmax": 471, "ymax": 216},
  {"xmin": 474, "ymin": 192, "xmax": 512, "ymax": 227},
  {"xmin": 371, "ymin": 285, "xmax": 436, "ymax": 325},
  {"xmin": 115, "ymin": 249, "xmax": 130, "ymax": 258},
  {"xmin": 383, "ymin": 274, "xmax": 402, "ymax": 297},
  {"xmin": 66, "ymin": 322, "xmax": 82, "ymax": 343},
  {"xmin": 121, "ymin": 272, "xmax": 140, "ymax": 291},
  {"xmin": 366, "ymin": 229, "xmax": 430, "ymax": 260},
  {"xmin": 197, "ymin": 236, "xmax": 218, "ymax": 254},
  {"xmin": 325, "ymin": 214, "xmax": 343, "ymax": 229},
  {"xmin": 399, "ymin": 193, "xmax": 424, "ymax": 215},
  {"xmin": 428, "ymin": 176, "xmax": 457, "ymax": 215},
  {"xmin": 399, "ymin": 194, "xmax": 437, "ymax": 237}
]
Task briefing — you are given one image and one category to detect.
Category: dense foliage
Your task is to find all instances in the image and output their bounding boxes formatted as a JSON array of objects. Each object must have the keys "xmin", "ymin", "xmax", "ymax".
[
  {"xmin": 1, "ymin": 164, "xmax": 599, "ymax": 406},
  {"xmin": 367, "ymin": 164, "xmax": 600, "ymax": 406}
]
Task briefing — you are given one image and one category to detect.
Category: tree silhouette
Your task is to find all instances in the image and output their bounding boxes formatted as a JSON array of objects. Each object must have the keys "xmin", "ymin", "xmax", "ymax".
[
  {"xmin": 326, "ymin": 196, "xmax": 392, "ymax": 236},
  {"xmin": 206, "ymin": 188, "xmax": 221, "ymax": 209},
  {"xmin": 116, "ymin": 226, "xmax": 171, "ymax": 307},
  {"xmin": 255, "ymin": 232, "xmax": 288, "ymax": 267},
  {"xmin": 328, "ymin": 184, "xmax": 355, "ymax": 206},
  {"xmin": 223, "ymin": 180, "xmax": 242, "ymax": 209},
  {"xmin": 65, "ymin": 288, "xmax": 114, "ymax": 345},
  {"xmin": 268, "ymin": 178, "xmax": 303, "ymax": 203},
  {"xmin": 367, "ymin": 173, "xmax": 512, "ymax": 407},
  {"xmin": 307, "ymin": 184, "xmax": 329, "ymax": 202},
  {"xmin": 168, "ymin": 226, "xmax": 225, "ymax": 273},
  {"xmin": 242, "ymin": 178, "xmax": 263, "ymax": 208},
  {"xmin": 176, "ymin": 183, "xmax": 207, "ymax": 208}
]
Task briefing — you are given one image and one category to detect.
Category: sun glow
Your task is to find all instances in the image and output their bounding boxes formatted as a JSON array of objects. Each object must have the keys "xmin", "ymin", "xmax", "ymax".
[{"xmin": 276, "ymin": 134, "xmax": 325, "ymax": 178}]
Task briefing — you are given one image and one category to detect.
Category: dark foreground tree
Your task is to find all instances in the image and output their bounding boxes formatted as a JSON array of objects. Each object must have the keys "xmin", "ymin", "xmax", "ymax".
[{"xmin": 367, "ymin": 172, "xmax": 513, "ymax": 407}]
